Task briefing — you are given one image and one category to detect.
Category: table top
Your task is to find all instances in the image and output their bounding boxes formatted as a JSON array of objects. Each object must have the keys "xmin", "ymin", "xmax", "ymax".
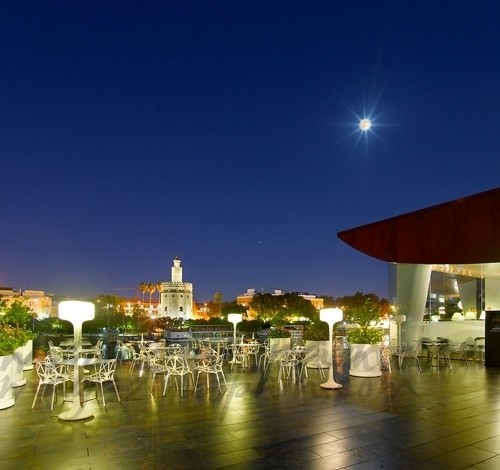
[
  {"xmin": 59, "ymin": 339, "xmax": 92, "ymax": 347},
  {"xmin": 55, "ymin": 357, "xmax": 109, "ymax": 367}
]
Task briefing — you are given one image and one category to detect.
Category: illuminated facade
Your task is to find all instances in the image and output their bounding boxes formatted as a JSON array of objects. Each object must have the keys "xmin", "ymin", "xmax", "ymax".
[
  {"xmin": 158, "ymin": 257, "xmax": 193, "ymax": 320},
  {"xmin": 237, "ymin": 288, "xmax": 324, "ymax": 319},
  {"xmin": 0, "ymin": 288, "xmax": 53, "ymax": 318}
]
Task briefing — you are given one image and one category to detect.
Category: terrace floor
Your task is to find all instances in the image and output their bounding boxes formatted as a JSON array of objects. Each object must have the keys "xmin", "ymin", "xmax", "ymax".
[{"xmin": 2, "ymin": 354, "xmax": 500, "ymax": 469}]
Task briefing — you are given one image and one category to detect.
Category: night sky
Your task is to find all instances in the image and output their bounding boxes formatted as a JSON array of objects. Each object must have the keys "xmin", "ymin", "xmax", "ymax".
[{"xmin": 2, "ymin": 2, "xmax": 499, "ymax": 302}]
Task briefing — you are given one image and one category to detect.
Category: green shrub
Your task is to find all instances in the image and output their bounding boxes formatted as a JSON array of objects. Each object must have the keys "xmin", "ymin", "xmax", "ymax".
[
  {"xmin": 347, "ymin": 327, "xmax": 382, "ymax": 345},
  {"xmin": 267, "ymin": 328, "xmax": 291, "ymax": 339},
  {"xmin": 302, "ymin": 322, "xmax": 329, "ymax": 341},
  {"xmin": 0, "ymin": 299, "xmax": 37, "ymax": 356},
  {"xmin": 0, "ymin": 325, "xmax": 33, "ymax": 356},
  {"xmin": 346, "ymin": 299, "xmax": 383, "ymax": 345}
]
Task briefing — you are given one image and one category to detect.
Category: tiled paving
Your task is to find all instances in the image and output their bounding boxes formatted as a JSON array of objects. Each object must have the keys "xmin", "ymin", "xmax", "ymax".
[{"xmin": 1, "ymin": 354, "xmax": 500, "ymax": 469}]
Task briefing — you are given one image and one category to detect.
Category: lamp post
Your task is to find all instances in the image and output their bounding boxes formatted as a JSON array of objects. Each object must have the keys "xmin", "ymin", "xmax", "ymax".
[
  {"xmin": 228, "ymin": 313, "xmax": 243, "ymax": 365},
  {"xmin": 104, "ymin": 303, "xmax": 113, "ymax": 330},
  {"xmin": 58, "ymin": 300, "xmax": 95, "ymax": 421},
  {"xmin": 319, "ymin": 307, "xmax": 343, "ymax": 390}
]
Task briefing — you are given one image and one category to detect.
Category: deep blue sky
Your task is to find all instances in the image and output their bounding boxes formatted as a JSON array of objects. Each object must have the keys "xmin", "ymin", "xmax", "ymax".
[{"xmin": 2, "ymin": 2, "xmax": 499, "ymax": 302}]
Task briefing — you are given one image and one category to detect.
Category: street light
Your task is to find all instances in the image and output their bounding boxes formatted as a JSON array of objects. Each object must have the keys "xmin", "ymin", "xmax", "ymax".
[
  {"xmin": 104, "ymin": 303, "xmax": 113, "ymax": 330},
  {"xmin": 58, "ymin": 300, "xmax": 95, "ymax": 421},
  {"xmin": 319, "ymin": 307, "xmax": 343, "ymax": 390},
  {"xmin": 228, "ymin": 313, "xmax": 243, "ymax": 365}
]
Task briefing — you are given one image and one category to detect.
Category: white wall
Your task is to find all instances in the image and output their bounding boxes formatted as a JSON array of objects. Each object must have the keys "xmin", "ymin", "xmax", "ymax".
[
  {"xmin": 418, "ymin": 320, "xmax": 484, "ymax": 344},
  {"xmin": 485, "ymin": 279, "xmax": 500, "ymax": 311}
]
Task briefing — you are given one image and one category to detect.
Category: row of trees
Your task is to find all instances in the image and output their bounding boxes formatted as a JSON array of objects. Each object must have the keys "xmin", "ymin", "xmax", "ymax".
[
  {"xmin": 27, "ymin": 291, "xmax": 390, "ymax": 339},
  {"xmin": 138, "ymin": 282, "xmax": 162, "ymax": 303},
  {"xmin": 200, "ymin": 291, "xmax": 390, "ymax": 327}
]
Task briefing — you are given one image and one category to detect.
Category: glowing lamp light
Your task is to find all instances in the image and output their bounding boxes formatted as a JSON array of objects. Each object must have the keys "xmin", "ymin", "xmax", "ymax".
[
  {"xmin": 59, "ymin": 301, "xmax": 95, "ymax": 321},
  {"xmin": 58, "ymin": 300, "xmax": 95, "ymax": 421},
  {"xmin": 359, "ymin": 118, "xmax": 372, "ymax": 131},
  {"xmin": 59, "ymin": 301, "xmax": 95, "ymax": 347},
  {"xmin": 465, "ymin": 310, "xmax": 477, "ymax": 320},
  {"xmin": 228, "ymin": 313, "xmax": 243, "ymax": 365},
  {"xmin": 319, "ymin": 308, "xmax": 343, "ymax": 390}
]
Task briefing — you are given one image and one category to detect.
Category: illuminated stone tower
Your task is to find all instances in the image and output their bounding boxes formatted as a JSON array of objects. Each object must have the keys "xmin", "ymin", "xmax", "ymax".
[{"xmin": 158, "ymin": 257, "xmax": 193, "ymax": 320}]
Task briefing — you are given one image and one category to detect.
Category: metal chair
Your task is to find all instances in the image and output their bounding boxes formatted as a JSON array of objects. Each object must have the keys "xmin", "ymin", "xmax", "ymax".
[
  {"xmin": 82, "ymin": 359, "xmax": 121, "ymax": 406},
  {"xmin": 194, "ymin": 352, "xmax": 227, "ymax": 392},
  {"xmin": 277, "ymin": 350, "xmax": 300, "ymax": 383},
  {"xmin": 380, "ymin": 345, "xmax": 392, "ymax": 373},
  {"xmin": 32, "ymin": 361, "xmax": 73, "ymax": 410},
  {"xmin": 163, "ymin": 356, "xmax": 194, "ymax": 396},
  {"xmin": 394, "ymin": 344, "xmax": 422, "ymax": 372}
]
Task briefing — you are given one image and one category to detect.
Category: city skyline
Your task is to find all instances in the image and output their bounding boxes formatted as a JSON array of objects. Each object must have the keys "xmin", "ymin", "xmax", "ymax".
[{"xmin": 2, "ymin": 3, "xmax": 499, "ymax": 302}]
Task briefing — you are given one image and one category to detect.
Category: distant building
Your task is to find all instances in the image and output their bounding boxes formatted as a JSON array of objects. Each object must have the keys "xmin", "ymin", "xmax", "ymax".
[
  {"xmin": 0, "ymin": 287, "xmax": 53, "ymax": 318},
  {"xmin": 158, "ymin": 257, "xmax": 193, "ymax": 320},
  {"xmin": 236, "ymin": 288, "xmax": 324, "ymax": 319}
]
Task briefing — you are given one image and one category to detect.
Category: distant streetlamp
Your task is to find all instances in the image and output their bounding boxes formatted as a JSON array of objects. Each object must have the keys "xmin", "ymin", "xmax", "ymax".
[
  {"xmin": 228, "ymin": 313, "xmax": 243, "ymax": 365},
  {"xmin": 319, "ymin": 308, "xmax": 343, "ymax": 390},
  {"xmin": 104, "ymin": 303, "xmax": 113, "ymax": 330}
]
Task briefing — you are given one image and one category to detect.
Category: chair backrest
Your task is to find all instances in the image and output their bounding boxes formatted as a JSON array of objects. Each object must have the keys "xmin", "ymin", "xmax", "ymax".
[
  {"xmin": 36, "ymin": 361, "xmax": 67, "ymax": 384},
  {"xmin": 269, "ymin": 338, "xmax": 291, "ymax": 362},
  {"xmin": 246, "ymin": 343, "xmax": 260, "ymax": 354},
  {"xmin": 164, "ymin": 345, "xmax": 182, "ymax": 355},
  {"xmin": 280, "ymin": 350, "xmax": 298, "ymax": 365},
  {"xmin": 96, "ymin": 359, "xmax": 117, "ymax": 379},
  {"xmin": 47, "ymin": 346, "xmax": 64, "ymax": 363},
  {"xmin": 165, "ymin": 356, "xmax": 190, "ymax": 375}
]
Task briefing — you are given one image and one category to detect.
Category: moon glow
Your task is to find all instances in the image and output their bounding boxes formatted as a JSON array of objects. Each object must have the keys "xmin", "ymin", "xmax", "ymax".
[{"xmin": 359, "ymin": 118, "xmax": 372, "ymax": 131}]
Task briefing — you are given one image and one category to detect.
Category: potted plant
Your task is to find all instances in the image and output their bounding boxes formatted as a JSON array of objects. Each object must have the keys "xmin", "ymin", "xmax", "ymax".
[
  {"xmin": 267, "ymin": 327, "xmax": 291, "ymax": 362},
  {"xmin": 346, "ymin": 299, "xmax": 383, "ymax": 377},
  {"xmin": 302, "ymin": 322, "xmax": 330, "ymax": 370},
  {"xmin": 0, "ymin": 322, "xmax": 33, "ymax": 409},
  {"xmin": 1, "ymin": 299, "xmax": 36, "ymax": 390}
]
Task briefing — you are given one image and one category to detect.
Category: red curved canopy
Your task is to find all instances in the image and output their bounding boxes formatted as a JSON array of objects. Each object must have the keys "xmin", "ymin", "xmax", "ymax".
[{"xmin": 337, "ymin": 187, "xmax": 500, "ymax": 264}]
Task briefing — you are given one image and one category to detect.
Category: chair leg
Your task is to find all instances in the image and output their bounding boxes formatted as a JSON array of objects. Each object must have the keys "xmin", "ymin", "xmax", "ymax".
[
  {"xmin": 112, "ymin": 379, "xmax": 121, "ymax": 402},
  {"xmin": 32, "ymin": 383, "xmax": 42, "ymax": 409},
  {"xmin": 194, "ymin": 371, "xmax": 200, "ymax": 391},
  {"xmin": 100, "ymin": 382, "xmax": 106, "ymax": 406},
  {"xmin": 51, "ymin": 385, "xmax": 57, "ymax": 410},
  {"xmin": 220, "ymin": 371, "xmax": 227, "ymax": 388}
]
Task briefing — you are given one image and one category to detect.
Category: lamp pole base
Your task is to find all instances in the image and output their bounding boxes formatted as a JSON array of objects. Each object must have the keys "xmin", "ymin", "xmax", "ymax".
[
  {"xmin": 320, "ymin": 379, "xmax": 342, "ymax": 389},
  {"xmin": 58, "ymin": 403, "xmax": 94, "ymax": 421}
]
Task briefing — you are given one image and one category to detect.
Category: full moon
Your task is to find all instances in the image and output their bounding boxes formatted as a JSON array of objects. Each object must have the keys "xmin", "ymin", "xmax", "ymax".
[{"xmin": 359, "ymin": 118, "xmax": 372, "ymax": 131}]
